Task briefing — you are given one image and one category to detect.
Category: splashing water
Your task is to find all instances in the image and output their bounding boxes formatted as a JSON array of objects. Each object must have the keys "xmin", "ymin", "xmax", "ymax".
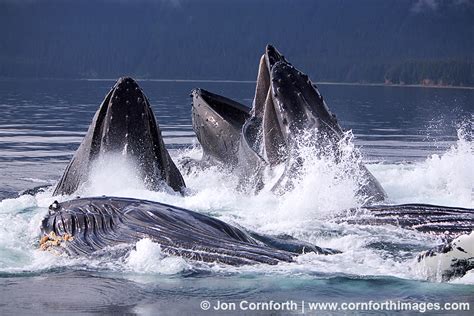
[
  {"xmin": 0, "ymin": 126, "xmax": 472, "ymax": 284},
  {"xmin": 79, "ymin": 153, "xmax": 147, "ymax": 196},
  {"xmin": 273, "ymin": 130, "xmax": 367, "ymax": 220},
  {"xmin": 126, "ymin": 239, "xmax": 190, "ymax": 275},
  {"xmin": 372, "ymin": 126, "xmax": 473, "ymax": 208}
]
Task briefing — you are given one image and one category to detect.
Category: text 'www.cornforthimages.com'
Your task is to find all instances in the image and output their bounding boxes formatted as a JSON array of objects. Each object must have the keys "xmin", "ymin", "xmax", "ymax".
[{"xmin": 200, "ymin": 300, "xmax": 470, "ymax": 313}]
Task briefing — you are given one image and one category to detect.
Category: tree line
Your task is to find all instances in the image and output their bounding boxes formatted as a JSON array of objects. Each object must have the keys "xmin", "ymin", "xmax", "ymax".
[{"xmin": 1, "ymin": 0, "xmax": 473, "ymax": 86}]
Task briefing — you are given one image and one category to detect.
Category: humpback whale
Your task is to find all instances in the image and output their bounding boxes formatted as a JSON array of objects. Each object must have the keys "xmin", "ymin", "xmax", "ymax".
[
  {"xmin": 53, "ymin": 77, "xmax": 185, "ymax": 196},
  {"xmin": 39, "ymin": 196, "xmax": 473, "ymax": 278},
  {"xmin": 189, "ymin": 45, "xmax": 387, "ymax": 202},
  {"xmin": 418, "ymin": 231, "xmax": 474, "ymax": 281},
  {"xmin": 34, "ymin": 47, "xmax": 472, "ymax": 280},
  {"xmin": 40, "ymin": 197, "xmax": 338, "ymax": 265},
  {"xmin": 179, "ymin": 45, "xmax": 472, "ymax": 278}
]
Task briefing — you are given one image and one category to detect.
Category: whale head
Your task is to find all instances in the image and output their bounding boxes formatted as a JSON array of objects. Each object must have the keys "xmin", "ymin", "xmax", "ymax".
[
  {"xmin": 53, "ymin": 77, "xmax": 185, "ymax": 196},
  {"xmin": 257, "ymin": 45, "xmax": 343, "ymax": 154}
]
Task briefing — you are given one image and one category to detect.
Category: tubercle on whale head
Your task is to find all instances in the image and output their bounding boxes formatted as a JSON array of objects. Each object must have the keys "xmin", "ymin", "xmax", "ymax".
[{"xmin": 48, "ymin": 200, "xmax": 60, "ymax": 215}]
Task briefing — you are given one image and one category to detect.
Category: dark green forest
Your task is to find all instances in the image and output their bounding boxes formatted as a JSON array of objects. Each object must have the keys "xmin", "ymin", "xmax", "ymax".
[{"xmin": 1, "ymin": 0, "xmax": 473, "ymax": 86}]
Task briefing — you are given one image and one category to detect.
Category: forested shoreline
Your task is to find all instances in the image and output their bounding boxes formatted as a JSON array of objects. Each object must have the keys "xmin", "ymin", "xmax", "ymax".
[{"xmin": 1, "ymin": 0, "xmax": 473, "ymax": 86}]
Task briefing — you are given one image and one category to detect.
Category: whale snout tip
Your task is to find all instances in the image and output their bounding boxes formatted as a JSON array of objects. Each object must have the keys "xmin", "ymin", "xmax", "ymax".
[
  {"xmin": 265, "ymin": 44, "xmax": 286, "ymax": 69},
  {"xmin": 114, "ymin": 76, "xmax": 140, "ymax": 91},
  {"xmin": 109, "ymin": 77, "xmax": 147, "ymax": 109},
  {"xmin": 117, "ymin": 76, "xmax": 137, "ymax": 85},
  {"xmin": 189, "ymin": 88, "xmax": 204, "ymax": 98},
  {"xmin": 265, "ymin": 44, "xmax": 275, "ymax": 51},
  {"xmin": 190, "ymin": 88, "xmax": 201, "ymax": 97}
]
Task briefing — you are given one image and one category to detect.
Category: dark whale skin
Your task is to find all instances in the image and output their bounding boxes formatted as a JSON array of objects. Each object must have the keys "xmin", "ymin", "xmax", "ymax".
[
  {"xmin": 53, "ymin": 77, "xmax": 185, "ymax": 196},
  {"xmin": 341, "ymin": 203, "xmax": 474, "ymax": 236},
  {"xmin": 40, "ymin": 197, "xmax": 337, "ymax": 265},
  {"xmin": 189, "ymin": 45, "xmax": 387, "ymax": 201}
]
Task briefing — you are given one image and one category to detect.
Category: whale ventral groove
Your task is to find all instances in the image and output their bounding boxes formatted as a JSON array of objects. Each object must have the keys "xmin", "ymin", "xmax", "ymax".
[{"xmin": 40, "ymin": 197, "xmax": 338, "ymax": 265}]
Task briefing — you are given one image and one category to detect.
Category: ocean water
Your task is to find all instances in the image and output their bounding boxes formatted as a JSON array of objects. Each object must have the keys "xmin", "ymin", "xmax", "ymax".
[{"xmin": 0, "ymin": 79, "xmax": 473, "ymax": 315}]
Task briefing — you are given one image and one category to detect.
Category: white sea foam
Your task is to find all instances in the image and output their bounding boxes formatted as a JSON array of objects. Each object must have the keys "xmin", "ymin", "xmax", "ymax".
[
  {"xmin": 0, "ymin": 127, "xmax": 472, "ymax": 282},
  {"xmin": 371, "ymin": 128, "xmax": 473, "ymax": 208},
  {"xmin": 126, "ymin": 238, "xmax": 189, "ymax": 275},
  {"xmin": 79, "ymin": 153, "xmax": 147, "ymax": 196}
]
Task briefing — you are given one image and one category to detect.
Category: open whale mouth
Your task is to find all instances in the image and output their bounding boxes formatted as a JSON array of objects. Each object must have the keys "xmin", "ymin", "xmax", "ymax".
[
  {"xmin": 191, "ymin": 88, "xmax": 250, "ymax": 126},
  {"xmin": 239, "ymin": 45, "xmax": 348, "ymax": 178},
  {"xmin": 219, "ymin": 45, "xmax": 386, "ymax": 201},
  {"xmin": 240, "ymin": 45, "xmax": 345, "ymax": 170},
  {"xmin": 191, "ymin": 88, "xmax": 250, "ymax": 164},
  {"xmin": 183, "ymin": 45, "xmax": 387, "ymax": 201}
]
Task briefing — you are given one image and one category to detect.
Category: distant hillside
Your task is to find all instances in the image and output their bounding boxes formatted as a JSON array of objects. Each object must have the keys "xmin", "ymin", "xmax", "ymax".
[{"xmin": 1, "ymin": 0, "xmax": 473, "ymax": 86}]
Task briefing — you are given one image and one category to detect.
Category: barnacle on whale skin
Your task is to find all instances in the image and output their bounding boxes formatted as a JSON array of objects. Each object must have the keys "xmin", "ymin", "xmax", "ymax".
[{"xmin": 39, "ymin": 231, "xmax": 74, "ymax": 251}]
